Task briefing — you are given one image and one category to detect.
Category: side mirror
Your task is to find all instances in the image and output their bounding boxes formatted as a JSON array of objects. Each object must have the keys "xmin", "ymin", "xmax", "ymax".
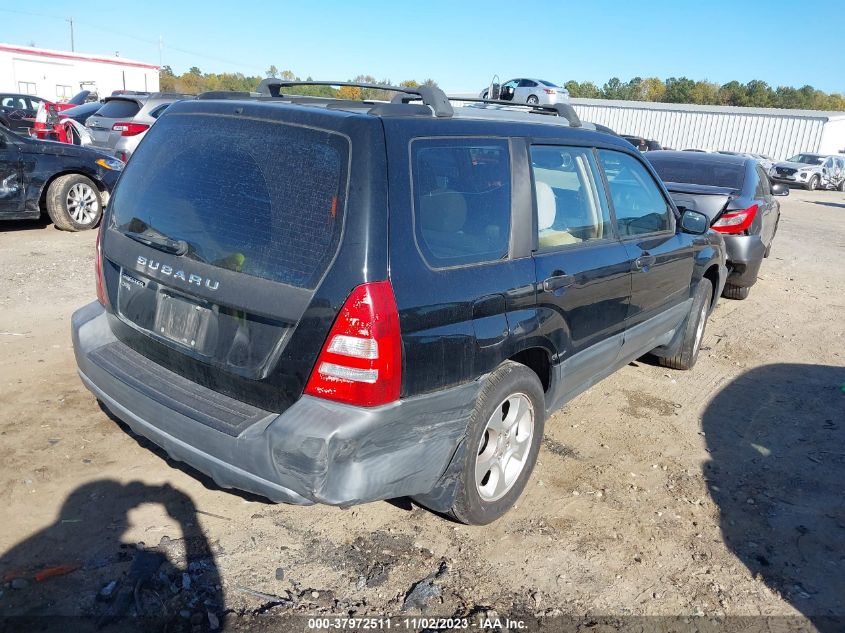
[
  {"xmin": 771, "ymin": 182, "xmax": 789, "ymax": 196},
  {"xmin": 680, "ymin": 209, "xmax": 709, "ymax": 235}
]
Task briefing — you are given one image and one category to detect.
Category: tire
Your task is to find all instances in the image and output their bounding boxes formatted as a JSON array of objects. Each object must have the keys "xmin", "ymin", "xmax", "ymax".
[
  {"xmin": 807, "ymin": 175, "xmax": 819, "ymax": 191},
  {"xmin": 838, "ymin": 178, "xmax": 845, "ymax": 192},
  {"xmin": 722, "ymin": 283, "xmax": 750, "ymax": 300},
  {"xmin": 45, "ymin": 174, "xmax": 103, "ymax": 231},
  {"xmin": 526, "ymin": 95, "xmax": 539, "ymax": 105},
  {"xmin": 482, "ymin": 91, "xmax": 489, "ymax": 100},
  {"xmin": 658, "ymin": 278, "xmax": 712, "ymax": 371},
  {"xmin": 449, "ymin": 361, "xmax": 545, "ymax": 525}
]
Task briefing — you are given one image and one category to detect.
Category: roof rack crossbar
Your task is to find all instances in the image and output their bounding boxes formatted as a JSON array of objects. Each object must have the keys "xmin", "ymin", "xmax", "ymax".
[
  {"xmin": 256, "ymin": 79, "xmax": 454, "ymax": 118},
  {"xmin": 446, "ymin": 97, "xmax": 582, "ymax": 128}
]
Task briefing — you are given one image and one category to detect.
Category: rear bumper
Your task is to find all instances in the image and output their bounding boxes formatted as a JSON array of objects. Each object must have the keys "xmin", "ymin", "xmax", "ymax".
[
  {"xmin": 72, "ymin": 302, "xmax": 477, "ymax": 506},
  {"xmin": 723, "ymin": 235, "xmax": 766, "ymax": 287}
]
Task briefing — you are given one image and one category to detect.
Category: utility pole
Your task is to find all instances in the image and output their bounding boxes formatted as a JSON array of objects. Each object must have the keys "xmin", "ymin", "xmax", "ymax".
[
  {"xmin": 66, "ymin": 17, "xmax": 75, "ymax": 51},
  {"xmin": 158, "ymin": 35, "xmax": 163, "ymax": 67}
]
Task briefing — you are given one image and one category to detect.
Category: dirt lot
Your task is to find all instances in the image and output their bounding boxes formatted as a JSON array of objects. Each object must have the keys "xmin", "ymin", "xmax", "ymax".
[{"xmin": 0, "ymin": 191, "xmax": 843, "ymax": 631}]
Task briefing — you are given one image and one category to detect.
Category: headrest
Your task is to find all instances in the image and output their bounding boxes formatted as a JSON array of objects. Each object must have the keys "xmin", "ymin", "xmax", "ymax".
[
  {"xmin": 535, "ymin": 181, "xmax": 556, "ymax": 231},
  {"xmin": 419, "ymin": 191, "xmax": 467, "ymax": 233}
]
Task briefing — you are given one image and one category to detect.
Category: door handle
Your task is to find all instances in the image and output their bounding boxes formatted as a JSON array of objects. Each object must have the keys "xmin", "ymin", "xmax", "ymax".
[
  {"xmin": 633, "ymin": 254, "xmax": 656, "ymax": 271},
  {"xmin": 543, "ymin": 273, "xmax": 575, "ymax": 292}
]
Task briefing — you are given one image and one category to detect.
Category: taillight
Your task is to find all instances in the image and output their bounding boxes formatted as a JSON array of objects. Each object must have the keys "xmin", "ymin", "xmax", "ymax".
[
  {"xmin": 712, "ymin": 204, "xmax": 758, "ymax": 234},
  {"xmin": 304, "ymin": 281, "xmax": 401, "ymax": 407},
  {"xmin": 111, "ymin": 122, "xmax": 149, "ymax": 136},
  {"xmin": 95, "ymin": 224, "xmax": 107, "ymax": 306},
  {"xmin": 543, "ymin": 88, "xmax": 556, "ymax": 94}
]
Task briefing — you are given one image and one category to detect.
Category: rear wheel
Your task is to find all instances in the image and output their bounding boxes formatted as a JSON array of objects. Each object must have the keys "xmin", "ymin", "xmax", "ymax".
[
  {"xmin": 838, "ymin": 178, "xmax": 845, "ymax": 192},
  {"xmin": 526, "ymin": 95, "xmax": 539, "ymax": 105},
  {"xmin": 46, "ymin": 174, "xmax": 102, "ymax": 231},
  {"xmin": 807, "ymin": 175, "xmax": 819, "ymax": 191},
  {"xmin": 722, "ymin": 283, "xmax": 750, "ymax": 300},
  {"xmin": 449, "ymin": 361, "xmax": 545, "ymax": 525},
  {"xmin": 658, "ymin": 278, "xmax": 712, "ymax": 371}
]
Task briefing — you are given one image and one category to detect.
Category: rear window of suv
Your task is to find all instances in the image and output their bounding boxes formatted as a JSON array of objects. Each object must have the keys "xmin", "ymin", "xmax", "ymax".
[
  {"xmin": 109, "ymin": 113, "xmax": 349, "ymax": 288},
  {"xmin": 93, "ymin": 99, "xmax": 142, "ymax": 118}
]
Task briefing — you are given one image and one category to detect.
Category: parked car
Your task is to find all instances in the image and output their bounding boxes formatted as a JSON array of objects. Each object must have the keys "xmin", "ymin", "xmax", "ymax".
[
  {"xmin": 85, "ymin": 93, "xmax": 186, "ymax": 161},
  {"xmin": 84, "ymin": 95, "xmax": 148, "ymax": 149},
  {"xmin": 480, "ymin": 78, "xmax": 570, "ymax": 105},
  {"xmin": 647, "ymin": 150, "xmax": 784, "ymax": 300},
  {"xmin": 72, "ymin": 81, "xmax": 726, "ymax": 525},
  {"xmin": 769, "ymin": 153, "xmax": 845, "ymax": 191},
  {"xmin": 622, "ymin": 135, "xmax": 663, "ymax": 152},
  {"xmin": 0, "ymin": 93, "xmax": 49, "ymax": 134},
  {"xmin": 0, "ymin": 125, "xmax": 122, "ymax": 230}
]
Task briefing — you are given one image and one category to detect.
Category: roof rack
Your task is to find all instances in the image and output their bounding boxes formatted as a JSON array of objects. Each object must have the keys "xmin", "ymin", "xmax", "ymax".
[
  {"xmin": 256, "ymin": 79, "xmax": 454, "ymax": 118},
  {"xmin": 447, "ymin": 97, "xmax": 582, "ymax": 128}
]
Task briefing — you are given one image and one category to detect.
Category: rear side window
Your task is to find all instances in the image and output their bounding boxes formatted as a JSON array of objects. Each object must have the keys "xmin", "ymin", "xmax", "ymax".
[
  {"xmin": 148, "ymin": 104, "xmax": 171, "ymax": 119},
  {"xmin": 110, "ymin": 114, "xmax": 349, "ymax": 288},
  {"xmin": 531, "ymin": 145, "xmax": 612, "ymax": 250},
  {"xmin": 411, "ymin": 138, "xmax": 511, "ymax": 267},
  {"xmin": 95, "ymin": 99, "xmax": 142, "ymax": 118},
  {"xmin": 599, "ymin": 150, "xmax": 674, "ymax": 237}
]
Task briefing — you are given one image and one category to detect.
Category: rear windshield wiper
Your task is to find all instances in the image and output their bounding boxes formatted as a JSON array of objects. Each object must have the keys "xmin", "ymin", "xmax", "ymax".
[{"xmin": 124, "ymin": 230, "xmax": 189, "ymax": 256}]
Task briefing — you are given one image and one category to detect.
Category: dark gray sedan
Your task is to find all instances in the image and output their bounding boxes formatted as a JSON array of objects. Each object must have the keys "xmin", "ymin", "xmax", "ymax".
[{"xmin": 646, "ymin": 151, "xmax": 786, "ymax": 300}]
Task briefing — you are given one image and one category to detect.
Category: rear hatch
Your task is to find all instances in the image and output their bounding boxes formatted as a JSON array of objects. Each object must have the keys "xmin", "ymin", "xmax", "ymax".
[
  {"xmin": 85, "ymin": 96, "xmax": 145, "ymax": 148},
  {"xmin": 99, "ymin": 100, "xmax": 385, "ymax": 413}
]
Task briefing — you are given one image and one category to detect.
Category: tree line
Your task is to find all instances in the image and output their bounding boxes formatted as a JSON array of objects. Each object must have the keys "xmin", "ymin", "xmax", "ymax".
[
  {"xmin": 159, "ymin": 67, "xmax": 844, "ymax": 112},
  {"xmin": 159, "ymin": 66, "xmax": 437, "ymax": 100},
  {"xmin": 564, "ymin": 77, "xmax": 845, "ymax": 111}
]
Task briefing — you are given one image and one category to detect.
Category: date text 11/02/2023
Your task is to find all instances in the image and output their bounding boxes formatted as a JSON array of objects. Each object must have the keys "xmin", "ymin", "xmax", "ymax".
[{"xmin": 306, "ymin": 617, "xmax": 528, "ymax": 629}]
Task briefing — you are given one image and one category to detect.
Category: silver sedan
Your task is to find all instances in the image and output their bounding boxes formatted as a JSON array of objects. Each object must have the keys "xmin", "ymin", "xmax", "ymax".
[{"xmin": 480, "ymin": 78, "xmax": 570, "ymax": 105}]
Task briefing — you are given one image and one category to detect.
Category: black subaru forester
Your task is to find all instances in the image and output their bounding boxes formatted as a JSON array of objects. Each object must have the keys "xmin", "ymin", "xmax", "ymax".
[{"xmin": 72, "ymin": 82, "xmax": 726, "ymax": 524}]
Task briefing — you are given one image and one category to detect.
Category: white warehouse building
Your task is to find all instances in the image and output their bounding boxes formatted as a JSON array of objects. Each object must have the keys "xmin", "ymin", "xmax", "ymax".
[
  {"xmin": 0, "ymin": 43, "xmax": 159, "ymax": 102},
  {"xmin": 571, "ymin": 98, "xmax": 845, "ymax": 160}
]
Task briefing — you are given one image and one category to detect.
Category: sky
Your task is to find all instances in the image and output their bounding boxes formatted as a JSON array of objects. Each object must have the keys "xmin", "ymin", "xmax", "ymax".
[{"xmin": 2, "ymin": 0, "xmax": 842, "ymax": 94}]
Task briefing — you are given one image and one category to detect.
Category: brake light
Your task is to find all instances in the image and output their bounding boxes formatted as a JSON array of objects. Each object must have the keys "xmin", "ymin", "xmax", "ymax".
[
  {"xmin": 111, "ymin": 122, "xmax": 149, "ymax": 136},
  {"xmin": 712, "ymin": 204, "xmax": 758, "ymax": 234},
  {"xmin": 304, "ymin": 281, "xmax": 401, "ymax": 407},
  {"xmin": 543, "ymin": 88, "xmax": 556, "ymax": 94},
  {"xmin": 95, "ymin": 224, "xmax": 107, "ymax": 306}
]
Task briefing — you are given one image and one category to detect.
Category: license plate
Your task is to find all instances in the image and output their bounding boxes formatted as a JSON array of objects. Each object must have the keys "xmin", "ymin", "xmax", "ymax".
[{"xmin": 153, "ymin": 291, "xmax": 212, "ymax": 351}]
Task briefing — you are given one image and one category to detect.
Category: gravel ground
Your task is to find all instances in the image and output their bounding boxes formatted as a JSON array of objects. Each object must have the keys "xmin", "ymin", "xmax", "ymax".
[{"xmin": 0, "ymin": 190, "xmax": 843, "ymax": 632}]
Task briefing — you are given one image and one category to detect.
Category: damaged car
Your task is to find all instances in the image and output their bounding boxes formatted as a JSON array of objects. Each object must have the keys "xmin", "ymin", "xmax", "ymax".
[
  {"xmin": 0, "ymin": 124, "xmax": 122, "ymax": 230},
  {"xmin": 72, "ymin": 81, "xmax": 726, "ymax": 524}
]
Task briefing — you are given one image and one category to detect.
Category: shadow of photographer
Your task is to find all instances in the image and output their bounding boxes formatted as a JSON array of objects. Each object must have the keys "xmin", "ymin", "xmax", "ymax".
[
  {"xmin": 0, "ymin": 479, "xmax": 224, "ymax": 632},
  {"xmin": 702, "ymin": 363, "xmax": 845, "ymax": 632}
]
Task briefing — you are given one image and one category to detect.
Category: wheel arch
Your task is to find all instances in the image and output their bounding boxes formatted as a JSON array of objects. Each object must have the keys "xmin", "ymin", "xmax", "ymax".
[
  {"xmin": 508, "ymin": 346, "xmax": 552, "ymax": 393},
  {"xmin": 37, "ymin": 170, "xmax": 108, "ymax": 214},
  {"xmin": 702, "ymin": 263, "xmax": 721, "ymax": 314}
]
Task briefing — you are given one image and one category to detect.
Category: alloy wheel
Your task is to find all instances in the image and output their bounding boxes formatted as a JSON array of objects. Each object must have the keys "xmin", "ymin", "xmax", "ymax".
[
  {"xmin": 475, "ymin": 392, "xmax": 535, "ymax": 502},
  {"xmin": 66, "ymin": 183, "xmax": 99, "ymax": 225}
]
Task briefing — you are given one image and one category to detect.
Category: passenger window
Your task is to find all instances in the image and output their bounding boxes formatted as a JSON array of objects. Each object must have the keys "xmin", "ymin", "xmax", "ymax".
[
  {"xmin": 598, "ymin": 150, "xmax": 674, "ymax": 237},
  {"xmin": 412, "ymin": 138, "xmax": 511, "ymax": 267},
  {"xmin": 530, "ymin": 145, "xmax": 612, "ymax": 250}
]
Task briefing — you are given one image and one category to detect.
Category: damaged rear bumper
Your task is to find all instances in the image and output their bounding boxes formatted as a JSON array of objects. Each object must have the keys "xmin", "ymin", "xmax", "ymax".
[
  {"xmin": 723, "ymin": 234, "xmax": 766, "ymax": 288},
  {"xmin": 72, "ymin": 301, "xmax": 477, "ymax": 507}
]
